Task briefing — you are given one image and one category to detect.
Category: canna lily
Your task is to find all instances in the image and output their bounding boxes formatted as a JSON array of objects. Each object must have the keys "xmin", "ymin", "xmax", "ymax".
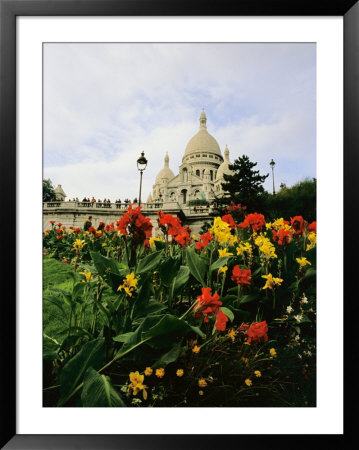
[
  {"xmin": 72, "ymin": 239, "xmax": 86, "ymax": 250},
  {"xmin": 261, "ymin": 273, "xmax": 283, "ymax": 290},
  {"xmin": 118, "ymin": 273, "xmax": 139, "ymax": 297},
  {"xmin": 296, "ymin": 257, "xmax": 311, "ymax": 267},
  {"xmin": 128, "ymin": 371, "xmax": 148, "ymax": 400},
  {"xmin": 218, "ymin": 248, "xmax": 233, "ymax": 258}
]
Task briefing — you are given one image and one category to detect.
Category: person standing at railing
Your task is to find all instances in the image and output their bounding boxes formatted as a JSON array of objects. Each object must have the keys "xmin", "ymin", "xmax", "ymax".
[{"xmin": 84, "ymin": 216, "xmax": 92, "ymax": 231}]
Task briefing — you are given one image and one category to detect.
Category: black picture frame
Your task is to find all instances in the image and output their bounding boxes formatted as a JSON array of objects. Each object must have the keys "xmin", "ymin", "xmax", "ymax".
[{"xmin": 1, "ymin": 0, "xmax": 356, "ymax": 448}]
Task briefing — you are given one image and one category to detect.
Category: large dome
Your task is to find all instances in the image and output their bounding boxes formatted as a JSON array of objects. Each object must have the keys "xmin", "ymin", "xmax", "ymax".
[
  {"xmin": 183, "ymin": 110, "xmax": 222, "ymax": 159},
  {"xmin": 155, "ymin": 153, "xmax": 175, "ymax": 183}
]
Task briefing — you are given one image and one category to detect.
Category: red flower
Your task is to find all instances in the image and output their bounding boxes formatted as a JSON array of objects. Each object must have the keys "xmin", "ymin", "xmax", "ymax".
[
  {"xmin": 61, "ymin": 258, "xmax": 70, "ymax": 264},
  {"xmin": 215, "ymin": 309, "xmax": 229, "ymax": 331},
  {"xmin": 74, "ymin": 227, "xmax": 81, "ymax": 234},
  {"xmin": 308, "ymin": 221, "xmax": 316, "ymax": 233},
  {"xmin": 117, "ymin": 204, "xmax": 153, "ymax": 246},
  {"xmin": 55, "ymin": 228, "xmax": 62, "ymax": 235},
  {"xmin": 105, "ymin": 223, "xmax": 114, "ymax": 232},
  {"xmin": 194, "ymin": 287, "xmax": 222, "ymax": 323},
  {"xmin": 157, "ymin": 210, "xmax": 182, "ymax": 236},
  {"xmin": 174, "ymin": 228, "xmax": 191, "ymax": 247},
  {"xmin": 50, "ymin": 220, "xmax": 55, "ymax": 225},
  {"xmin": 57, "ymin": 222, "xmax": 62, "ymax": 227},
  {"xmin": 56, "ymin": 235, "xmax": 62, "ymax": 241},
  {"xmin": 239, "ymin": 213, "xmax": 266, "ymax": 232},
  {"xmin": 231, "ymin": 265, "xmax": 251, "ymax": 286},
  {"xmin": 222, "ymin": 214, "xmax": 236, "ymax": 229},
  {"xmin": 290, "ymin": 216, "xmax": 305, "ymax": 235},
  {"xmin": 272, "ymin": 228, "xmax": 293, "ymax": 246},
  {"xmin": 224, "ymin": 202, "xmax": 246, "ymax": 214},
  {"xmin": 245, "ymin": 321, "xmax": 268, "ymax": 344},
  {"xmin": 194, "ymin": 288, "xmax": 229, "ymax": 331},
  {"xmin": 195, "ymin": 232, "xmax": 213, "ymax": 251},
  {"xmin": 239, "ymin": 323, "xmax": 249, "ymax": 332},
  {"xmin": 88, "ymin": 226, "xmax": 97, "ymax": 234}
]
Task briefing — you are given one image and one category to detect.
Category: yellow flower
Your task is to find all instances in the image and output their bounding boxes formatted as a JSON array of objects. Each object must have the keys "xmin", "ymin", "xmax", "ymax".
[
  {"xmin": 236, "ymin": 242, "xmax": 252, "ymax": 256},
  {"xmin": 149, "ymin": 236, "xmax": 165, "ymax": 249},
  {"xmin": 296, "ymin": 257, "xmax": 311, "ymax": 267},
  {"xmin": 262, "ymin": 273, "xmax": 283, "ymax": 290},
  {"xmin": 269, "ymin": 348, "xmax": 277, "ymax": 357},
  {"xmin": 245, "ymin": 378, "xmax": 252, "ymax": 386},
  {"xmin": 227, "ymin": 329, "xmax": 237, "ymax": 342},
  {"xmin": 254, "ymin": 370, "xmax": 262, "ymax": 378},
  {"xmin": 102, "ymin": 242, "xmax": 107, "ymax": 247},
  {"xmin": 218, "ymin": 248, "xmax": 233, "ymax": 258},
  {"xmin": 198, "ymin": 390, "xmax": 204, "ymax": 395},
  {"xmin": 306, "ymin": 232, "xmax": 317, "ymax": 251},
  {"xmin": 191, "ymin": 234, "xmax": 197, "ymax": 240},
  {"xmin": 255, "ymin": 234, "xmax": 277, "ymax": 259},
  {"xmin": 128, "ymin": 371, "xmax": 148, "ymax": 400},
  {"xmin": 192, "ymin": 345, "xmax": 200, "ymax": 354},
  {"xmin": 118, "ymin": 273, "xmax": 139, "ymax": 297},
  {"xmin": 72, "ymin": 239, "xmax": 86, "ymax": 250},
  {"xmin": 79, "ymin": 270, "xmax": 93, "ymax": 282},
  {"xmin": 198, "ymin": 379, "xmax": 207, "ymax": 388},
  {"xmin": 144, "ymin": 367, "xmax": 153, "ymax": 376},
  {"xmin": 176, "ymin": 369, "xmax": 184, "ymax": 377},
  {"xmin": 241, "ymin": 357, "xmax": 249, "ymax": 365},
  {"xmin": 210, "ymin": 217, "xmax": 237, "ymax": 245},
  {"xmin": 218, "ymin": 265, "xmax": 228, "ymax": 275},
  {"xmin": 155, "ymin": 368, "xmax": 165, "ymax": 378}
]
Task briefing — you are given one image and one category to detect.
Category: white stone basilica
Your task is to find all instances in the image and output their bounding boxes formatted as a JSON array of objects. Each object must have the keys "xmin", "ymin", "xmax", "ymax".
[{"xmin": 148, "ymin": 110, "xmax": 234, "ymax": 205}]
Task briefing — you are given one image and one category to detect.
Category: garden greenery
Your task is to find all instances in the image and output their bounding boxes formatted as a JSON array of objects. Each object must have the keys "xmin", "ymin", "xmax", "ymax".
[{"xmin": 43, "ymin": 206, "xmax": 316, "ymax": 407}]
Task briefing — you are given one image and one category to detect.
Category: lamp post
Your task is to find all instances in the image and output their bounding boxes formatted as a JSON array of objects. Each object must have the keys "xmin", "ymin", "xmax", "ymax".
[
  {"xmin": 137, "ymin": 151, "xmax": 148, "ymax": 207},
  {"xmin": 270, "ymin": 159, "xmax": 276, "ymax": 195}
]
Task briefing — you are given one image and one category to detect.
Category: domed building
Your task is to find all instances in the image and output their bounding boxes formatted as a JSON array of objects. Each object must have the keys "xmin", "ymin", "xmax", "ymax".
[{"xmin": 150, "ymin": 110, "xmax": 234, "ymax": 205}]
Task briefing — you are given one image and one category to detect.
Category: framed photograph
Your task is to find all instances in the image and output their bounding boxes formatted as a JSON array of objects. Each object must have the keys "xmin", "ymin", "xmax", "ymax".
[{"xmin": 1, "ymin": 0, "xmax": 356, "ymax": 448}]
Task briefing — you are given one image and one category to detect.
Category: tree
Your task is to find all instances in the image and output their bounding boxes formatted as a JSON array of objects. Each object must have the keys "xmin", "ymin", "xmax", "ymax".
[
  {"xmin": 220, "ymin": 155, "xmax": 269, "ymax": 212},
  {"xmin": 264, "ymin": 178, "xmax": 316, "ymax": 222},
  {"xmin": 43, "ymin": 179, "xmax": 56, "ymax": 201}
]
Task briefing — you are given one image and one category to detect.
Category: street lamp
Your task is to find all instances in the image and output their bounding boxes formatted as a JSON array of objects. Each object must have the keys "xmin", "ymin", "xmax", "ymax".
[
  {"xmin": 270, "ymin": 159, "xmax": 276, "ymax": 195},
  {"xmin": 137, "ymin": 151, "xmax": 148, "ymax": 206}
]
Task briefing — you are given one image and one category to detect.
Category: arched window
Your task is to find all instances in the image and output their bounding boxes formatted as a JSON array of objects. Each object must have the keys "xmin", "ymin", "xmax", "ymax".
[
  {"xmin": 196, "ymin": 169, "xmax": 200, "ymax": 177},
  {"xmin": 182, "ymin": 168, "xmax": 188, "ymax": 182},
  {"xmin": 181, "ymin": 189, "xmax": 187, "ymax": 204},
  {"xmin": 210, "ymin": 170, "xmax": 213, "ymax": 181}
]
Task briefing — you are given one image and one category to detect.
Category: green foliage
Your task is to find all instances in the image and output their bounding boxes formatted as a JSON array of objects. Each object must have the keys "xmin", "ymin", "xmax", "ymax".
[
  {"xmin": 264, "ymin": 178, "xmax": 316, "ymax": 222},
  {"xmin": 221, "ymin": 155, "xmax": 269, "ymax": 212},
  {"xmin": 43, "ymin": 178, "xmax": 56, "ymax": 201},
  {"xmin": 81, "ymin": 367, "xmax": 126, "ymax": 407}
]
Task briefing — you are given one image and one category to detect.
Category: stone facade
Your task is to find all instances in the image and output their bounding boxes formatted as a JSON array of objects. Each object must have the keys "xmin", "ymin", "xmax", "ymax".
[{"xmin": 43, "ymin": 110, "xmax": 234, "ymax": 235}]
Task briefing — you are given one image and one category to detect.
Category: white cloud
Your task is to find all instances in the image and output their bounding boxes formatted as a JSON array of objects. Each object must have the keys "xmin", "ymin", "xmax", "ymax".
[{"xmin": 44, "ymin": 43, "xmax": 316, "ymax": 200}]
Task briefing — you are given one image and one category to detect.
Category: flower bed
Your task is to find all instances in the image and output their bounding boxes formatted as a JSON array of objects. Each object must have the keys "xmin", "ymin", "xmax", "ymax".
[{"xmin": 43, "ymin": 206, "xmax": 316, "ymax": 407}]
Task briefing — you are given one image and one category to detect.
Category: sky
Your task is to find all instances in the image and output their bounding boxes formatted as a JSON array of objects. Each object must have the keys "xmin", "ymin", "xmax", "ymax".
[{"xmin": 43, "ymin": 43, "xmax": 316, "ymax": 202}]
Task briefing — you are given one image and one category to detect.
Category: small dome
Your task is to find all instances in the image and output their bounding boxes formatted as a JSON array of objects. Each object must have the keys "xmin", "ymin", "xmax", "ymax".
[
  {"xmin": 155, "ymin": 152, "xmax": 175, "ymax": 183},
  {"xmin": 183, "ymin": 110, "xmax": 222, "ymax": 159},
  {"xmin": 216, "ymin": 145, "xmax": 234, "ymax": 180}
]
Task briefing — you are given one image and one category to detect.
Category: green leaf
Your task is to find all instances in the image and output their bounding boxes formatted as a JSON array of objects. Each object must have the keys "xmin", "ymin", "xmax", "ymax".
[
  {"xmin": 72, "ymin": 282, "xmax": 86, "ymax": 303},
  {"xmin": 58, "ymin": 337, "xmax": 105, "ymax": 405},
  {"xmin": 185, "ymin": 247, "xmax": 207, "ymax": 286},
  {"xmin": 131, "ymin": 274, "xmax": 153, "ymax": 319},
  {"xmin": 152, "ymin": 342, "xmax": 182, "ymax": 369},
  {"xmin": 43, "ymin": 335, "xmax": 60, "ymax": 361},
  {"xmin": 239, "ymin": 294, "xmax": 260, "ymax": 305},
  {"xmin": 221, "ymin": 306, "xmax": 234, "ymax": 322},
  {"xmin": 81, "ymin": 367, "xmax": 126, "ymax": 407},
  {"xmin": 90, "ymin": 251, "xmax": 120, "ymax": 276},
  {"xmin": 141, "ymin": 314, "xmax": 202, "ymax": 340},
  {"xmin": 210, "ymin": 256, "xmax": 231, "ymax": 272},
  {"xmin": 220, "ymin": 295, "xmax": 238, "ymax": 307},
  {"xmin": 160, "ymin": 257, "xmax": 180, "ymax": 287},
  {"xmin": 136, "ymin": 250, "xmax": 164, "ymax": 275},
  {"xmin": 172, "ymin": 266, "xmax": 190, "ymax": 294},
  {"xmin": 133, "ymin": 299, "xmax": 167, "ymax": 320}
]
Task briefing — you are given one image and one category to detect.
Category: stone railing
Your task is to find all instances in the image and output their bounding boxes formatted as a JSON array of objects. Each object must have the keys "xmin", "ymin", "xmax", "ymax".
[{"xmin": 43, "ymin": 201, "xmax": 164, "ymax": 210}]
